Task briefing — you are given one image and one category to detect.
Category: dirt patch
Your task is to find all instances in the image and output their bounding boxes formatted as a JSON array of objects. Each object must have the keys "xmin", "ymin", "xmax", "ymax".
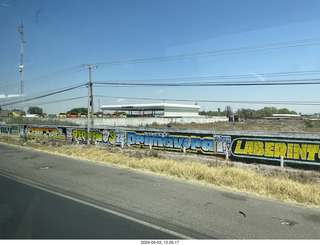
[{"xmin": 151, "ymin": 119, "xmax": 320, "ymax": 133}]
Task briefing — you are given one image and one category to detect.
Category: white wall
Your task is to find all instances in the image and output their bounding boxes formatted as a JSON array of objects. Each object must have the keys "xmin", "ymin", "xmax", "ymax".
[{"xmin": 48, "ymin": 116, "xmax": 228, "ymax": 127}]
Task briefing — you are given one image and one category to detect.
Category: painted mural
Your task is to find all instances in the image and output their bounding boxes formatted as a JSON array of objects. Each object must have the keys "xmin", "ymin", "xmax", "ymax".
[
  {"xmin": 231, "ymin": 137, "xmax": 320, "ymax": 166},
  {"xmin": 0, "ymin": 125, "xmax": 19, "ymax": 136},
  {"xmin": 2, "ymin": 124, "xmax": 320, "ymax": 166},
  {"xmin": 25, "ymin": 126, "xmax": 66, "ymax": 140},
  {"xmin": 68, "ymin": 128, "xmax": 126, "ymax": 146},
  {"xmin": 126, "ymin": 131, "xmax": 231, "ymax": 155}
]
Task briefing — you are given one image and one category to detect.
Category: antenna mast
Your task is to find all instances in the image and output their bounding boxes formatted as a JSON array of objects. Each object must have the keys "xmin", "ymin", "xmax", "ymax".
[{"xmin": 19, "ymin": 22, "xmax": 25, "ymax": 115}]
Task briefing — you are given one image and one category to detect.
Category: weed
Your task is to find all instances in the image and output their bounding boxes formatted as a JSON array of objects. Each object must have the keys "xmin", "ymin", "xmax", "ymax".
[
  {"xmin": 149, "ymin": 149, "xmax": 159, "ymax": 158},
  {"xmin": 305, "ymin": 120, "xmax": 314, "ymax": 128},
  {"xmin": 20, "ymin": 135, "xmax": 28, "ymax": 142}
]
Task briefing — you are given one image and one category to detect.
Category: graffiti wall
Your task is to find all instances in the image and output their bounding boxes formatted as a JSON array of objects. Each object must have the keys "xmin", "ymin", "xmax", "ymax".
[
  {"xmin": 4, "ymin": 124, "xmax": 320, "ymax": 166},
  {"xmin": 126, "ymin": 131, "xmax": 231, "ymax": 155},
  {"xmin": 67, "ymin": 128, "xmax": 126, "ymax": 146},
  {"xmin": 0, "ymin": 125, "xmax": 19, "ymax": 136},
  {"xmin": 231, "ymin": 137, "xmax": 320, "ymax": 166},
  {"xmin": 25, "ymin": 126, "xmax": 66, "ymax": 140}
]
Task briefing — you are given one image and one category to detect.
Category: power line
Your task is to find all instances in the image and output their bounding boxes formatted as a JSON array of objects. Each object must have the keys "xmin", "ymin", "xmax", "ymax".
[
  {"xmin": 94, "ymin": 78, "xmax": 320, "ymax": 87},
  {"xmin": 0, "ymin": 83, "xmax": 86, "ymax": 107},
  {"xmin": 23, "ymin": 96, "xmax": 87, "ymax": 107},
  {"xmin": 0, "ymin": 65, "xmax": 84, "ymax": 91},
  {"xmin": 93, "ymin": 69, "xmax": 320, "ymax": 84},
  {"xmin": 95, "ymin": 94, "xmax": 320, "ymax": 106},
  {"xmin": 0, "ymin": 82, "xmax": 86, "ymax": 102},
  {"xmin": 93, "ymin": 38, "xmax": 320, "ymax": 67},
  {"xmin": 2, "ymin": 37, "xmax": 320, "ymax": 92}
]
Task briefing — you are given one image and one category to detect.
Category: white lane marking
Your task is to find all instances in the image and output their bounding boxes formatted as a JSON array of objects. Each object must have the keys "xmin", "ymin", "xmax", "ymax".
[{"xmin": 0, "ymin": 172, "xmax": 194, "ymax": 239}]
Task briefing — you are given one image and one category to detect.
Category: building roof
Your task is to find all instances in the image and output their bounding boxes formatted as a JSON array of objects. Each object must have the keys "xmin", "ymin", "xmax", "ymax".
[
  {"xmin": 100, "ymin": 103, "xmax": 200, "ymax": 111},
  {"xmin": 0, "ymin": 110, "xmax": 25, "ymax": 117}
]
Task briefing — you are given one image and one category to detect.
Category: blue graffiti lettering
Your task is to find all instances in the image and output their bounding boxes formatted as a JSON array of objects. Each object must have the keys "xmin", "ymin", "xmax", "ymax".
[
  {"xmin": 191, "ymin": 137, "xmax": 202, "ymax": 150},
  {"xmin": 127, "ymin": 131, "xmax": 136, "ymax": 146},
  {"xmin": 125, "ymin": 131, "xmax": 217, "ymax": 154},
  {"xmin": 202, "ymin": 138, "xmax": 215, "ymax": 152}
]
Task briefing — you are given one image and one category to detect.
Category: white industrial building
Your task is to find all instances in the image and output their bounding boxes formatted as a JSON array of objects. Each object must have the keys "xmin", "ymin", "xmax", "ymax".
[{"xmin": 100, "ymin": 103, "xmax": 201, "ymax": 117}]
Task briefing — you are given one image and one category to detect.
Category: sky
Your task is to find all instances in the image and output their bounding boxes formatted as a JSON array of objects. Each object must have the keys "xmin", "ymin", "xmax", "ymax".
[{"xmin": 2, "ymin": 0, "xmax": 320, "ymax": 115}]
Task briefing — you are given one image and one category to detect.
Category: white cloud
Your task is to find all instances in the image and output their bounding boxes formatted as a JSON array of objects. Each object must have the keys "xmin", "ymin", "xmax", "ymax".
[
  {"xmin": 116, "ymin": 98, "xmax": 126, "ymax": 103},
  {"xmin": 249, "ymin": 73, "xmax": 265, "ymax": 82}
]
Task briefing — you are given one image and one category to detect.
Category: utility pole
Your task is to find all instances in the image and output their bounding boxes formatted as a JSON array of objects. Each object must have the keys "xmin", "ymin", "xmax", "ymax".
[
  {"xmin": 83, "ymin": 65, "xmax": 97, "ymax": 144},
  {"xmin": 19, "ymin": 22, "xmax": 25, "ymax": 116}
]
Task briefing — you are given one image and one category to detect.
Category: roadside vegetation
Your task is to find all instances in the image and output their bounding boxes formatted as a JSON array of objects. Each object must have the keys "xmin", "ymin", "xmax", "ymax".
[
  {"xmin": 1, "ymin": 136, "xmax": 320, "ymax": 209},
  {"xmin": 305, "ymin": 120, "xmax": 320, "ymax": 129}
]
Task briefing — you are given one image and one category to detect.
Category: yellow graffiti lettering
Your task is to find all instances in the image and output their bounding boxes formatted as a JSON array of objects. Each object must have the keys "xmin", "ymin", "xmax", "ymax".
[
  {"xmin": 307, "ymin": 145, "xmax": 319, "ymax": 161},
  {"xmin": 109, "ymin": 131, "xmax": 115, "ymax": 144},
  {"xmin": 294, "ymin": 144, "xmax": 307, "ymax": 160},
  {"xmin": 52, "ymin": 128, "xmax": 58, "ymax": 135},
  {"xmin": 234, "ymin": 140, "xmax": 244, "ymax": 154},
  {"xmin": 81, "ymin": 130, "xmax": 87, "ymax": 139},
  {"xmin": 35, "ymin": 127, "xmax": 39, "ymax": 136},
  {"xmin": 274, "ymin": 143, "xmax": 287, "ymax": 158},
  {"xmin": 96, "ymin": 132, "xmax": 102, "ymax": 141},
  {"xmin": 243, "ymin": 141, "xmax": 254, "ymax": 155},
  {"xmin": 72, "ymin": 129, "xmax": 78, "ymax": 140},
  {"xmin": 92, "ymin": 131, "xmax": 96, "ymax": 141},
  {"xmin": 265, "ymin": 142, "xmax": 275, "ymax": 157},
  {"xmin": 287, "ymin": 144, "xmax": 293, "ymax": 158},
  {"xmin": 234, "ymin": 140, "xmax": 320, "ymax": 162},
  {"xmin": 253, "ymin": 141, "xmax": 264, "ymax": 156}
]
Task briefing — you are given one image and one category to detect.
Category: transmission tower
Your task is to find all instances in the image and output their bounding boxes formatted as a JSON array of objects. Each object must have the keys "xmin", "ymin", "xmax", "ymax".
[{"xmin": 19, "ymin": 22, "xmax": 25, "ymax": 115}]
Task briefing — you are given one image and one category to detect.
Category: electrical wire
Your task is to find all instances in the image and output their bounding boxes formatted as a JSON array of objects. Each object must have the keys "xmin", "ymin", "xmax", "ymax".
[
  {"xmin": 95, "ymin": 94, "xmax": 320, "ymax": 106},
  {"xmin": 92, "ymin": 69, "xmax": 320, "ymax": 85},
  {"xmin": 0, "ymin": 82, "xmax": 86, "ymax": 102},
  {"xmin": 2, "ymin": 37, "xmax": 320, "ymax": 91},
  {"xmin": 0, "ymin": 65, "xmax": 84, "ymax": 91},
  {"xmin": 93, "ymin": 38, "xmax": 320, "ymax": 67},
  {"xmin": 94, "ymin": 78, "xmax": 320, "ymax": 87},
  {"xmin": 0, "ymin": 83, "xmax": 86, "ymax": 107},
  {"xmin": 23, "ymin": 96, "xmax": 87, "ymax": 107}
]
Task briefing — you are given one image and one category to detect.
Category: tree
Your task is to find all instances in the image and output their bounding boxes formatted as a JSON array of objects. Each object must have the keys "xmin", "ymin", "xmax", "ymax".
[
  {"xmin": 223, "ymin": 106, "xmax": 233, "ymax": 117},
  {"xmin": 67, "ymin": 107, "xmax": 88, "ymax": 114},
  {"xmin": 199, "ymin": 110, "xmax": 224, "ymax": 116},
  {"xmin": 27, "ymin": 106, "xmax": 43, "ymax": 116},
  {"xmin": 278, "ymin": 108, "xmax": 297, "ymax": 114}
]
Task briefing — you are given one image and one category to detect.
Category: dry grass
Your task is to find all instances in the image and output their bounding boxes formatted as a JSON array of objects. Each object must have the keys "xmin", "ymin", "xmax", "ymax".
[{"xmin": 1, "ymin": 136, "xmax": 320, "ymax": 208}]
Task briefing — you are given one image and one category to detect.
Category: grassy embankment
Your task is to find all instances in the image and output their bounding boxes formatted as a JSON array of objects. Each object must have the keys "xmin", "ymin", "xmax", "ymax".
[{"xmin": 1, "ymin": 136, "xmax": 320, "ymax": 208}]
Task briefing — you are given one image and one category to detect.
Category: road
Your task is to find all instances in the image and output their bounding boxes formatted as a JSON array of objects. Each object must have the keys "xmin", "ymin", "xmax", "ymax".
[
  {"xmin": 0, "ymin": 142, "xmax": 320, "ymax": 239},
  {"xmin": 0, "ymin": 175, "xmax": 180, "ymax": 239}
]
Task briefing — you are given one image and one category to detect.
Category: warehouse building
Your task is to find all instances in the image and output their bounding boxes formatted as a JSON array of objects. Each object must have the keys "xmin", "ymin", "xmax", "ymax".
[{"xmin": 100, "ymin": 103, "xmax": 201, "ymax": 118}]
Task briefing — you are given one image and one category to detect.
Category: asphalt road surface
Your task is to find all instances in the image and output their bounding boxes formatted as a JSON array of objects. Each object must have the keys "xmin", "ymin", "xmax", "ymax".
[
  {"xmin": 0, "ymin": 142, "xmax": 320, "ymax": 239},
  {"xmin": 0, "ymin": 175, "xmax": 180, "ymax": 239}
]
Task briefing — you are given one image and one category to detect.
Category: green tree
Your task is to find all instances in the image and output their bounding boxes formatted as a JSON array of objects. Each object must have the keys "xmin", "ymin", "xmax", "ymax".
[
  {"xmin": 67, "ymin": 107, "xmax": 88, "ymax": 114},
  {"xmin": 199, "ymin": 110, "xmax": 224, "ymax": 116},
  {"xmin": 27, "ymin": 106, "xmax": 43, "ymax": 116},
  {"xmin": 278, "ymin": 108, "xmax": 297, "ymax": 114}
]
